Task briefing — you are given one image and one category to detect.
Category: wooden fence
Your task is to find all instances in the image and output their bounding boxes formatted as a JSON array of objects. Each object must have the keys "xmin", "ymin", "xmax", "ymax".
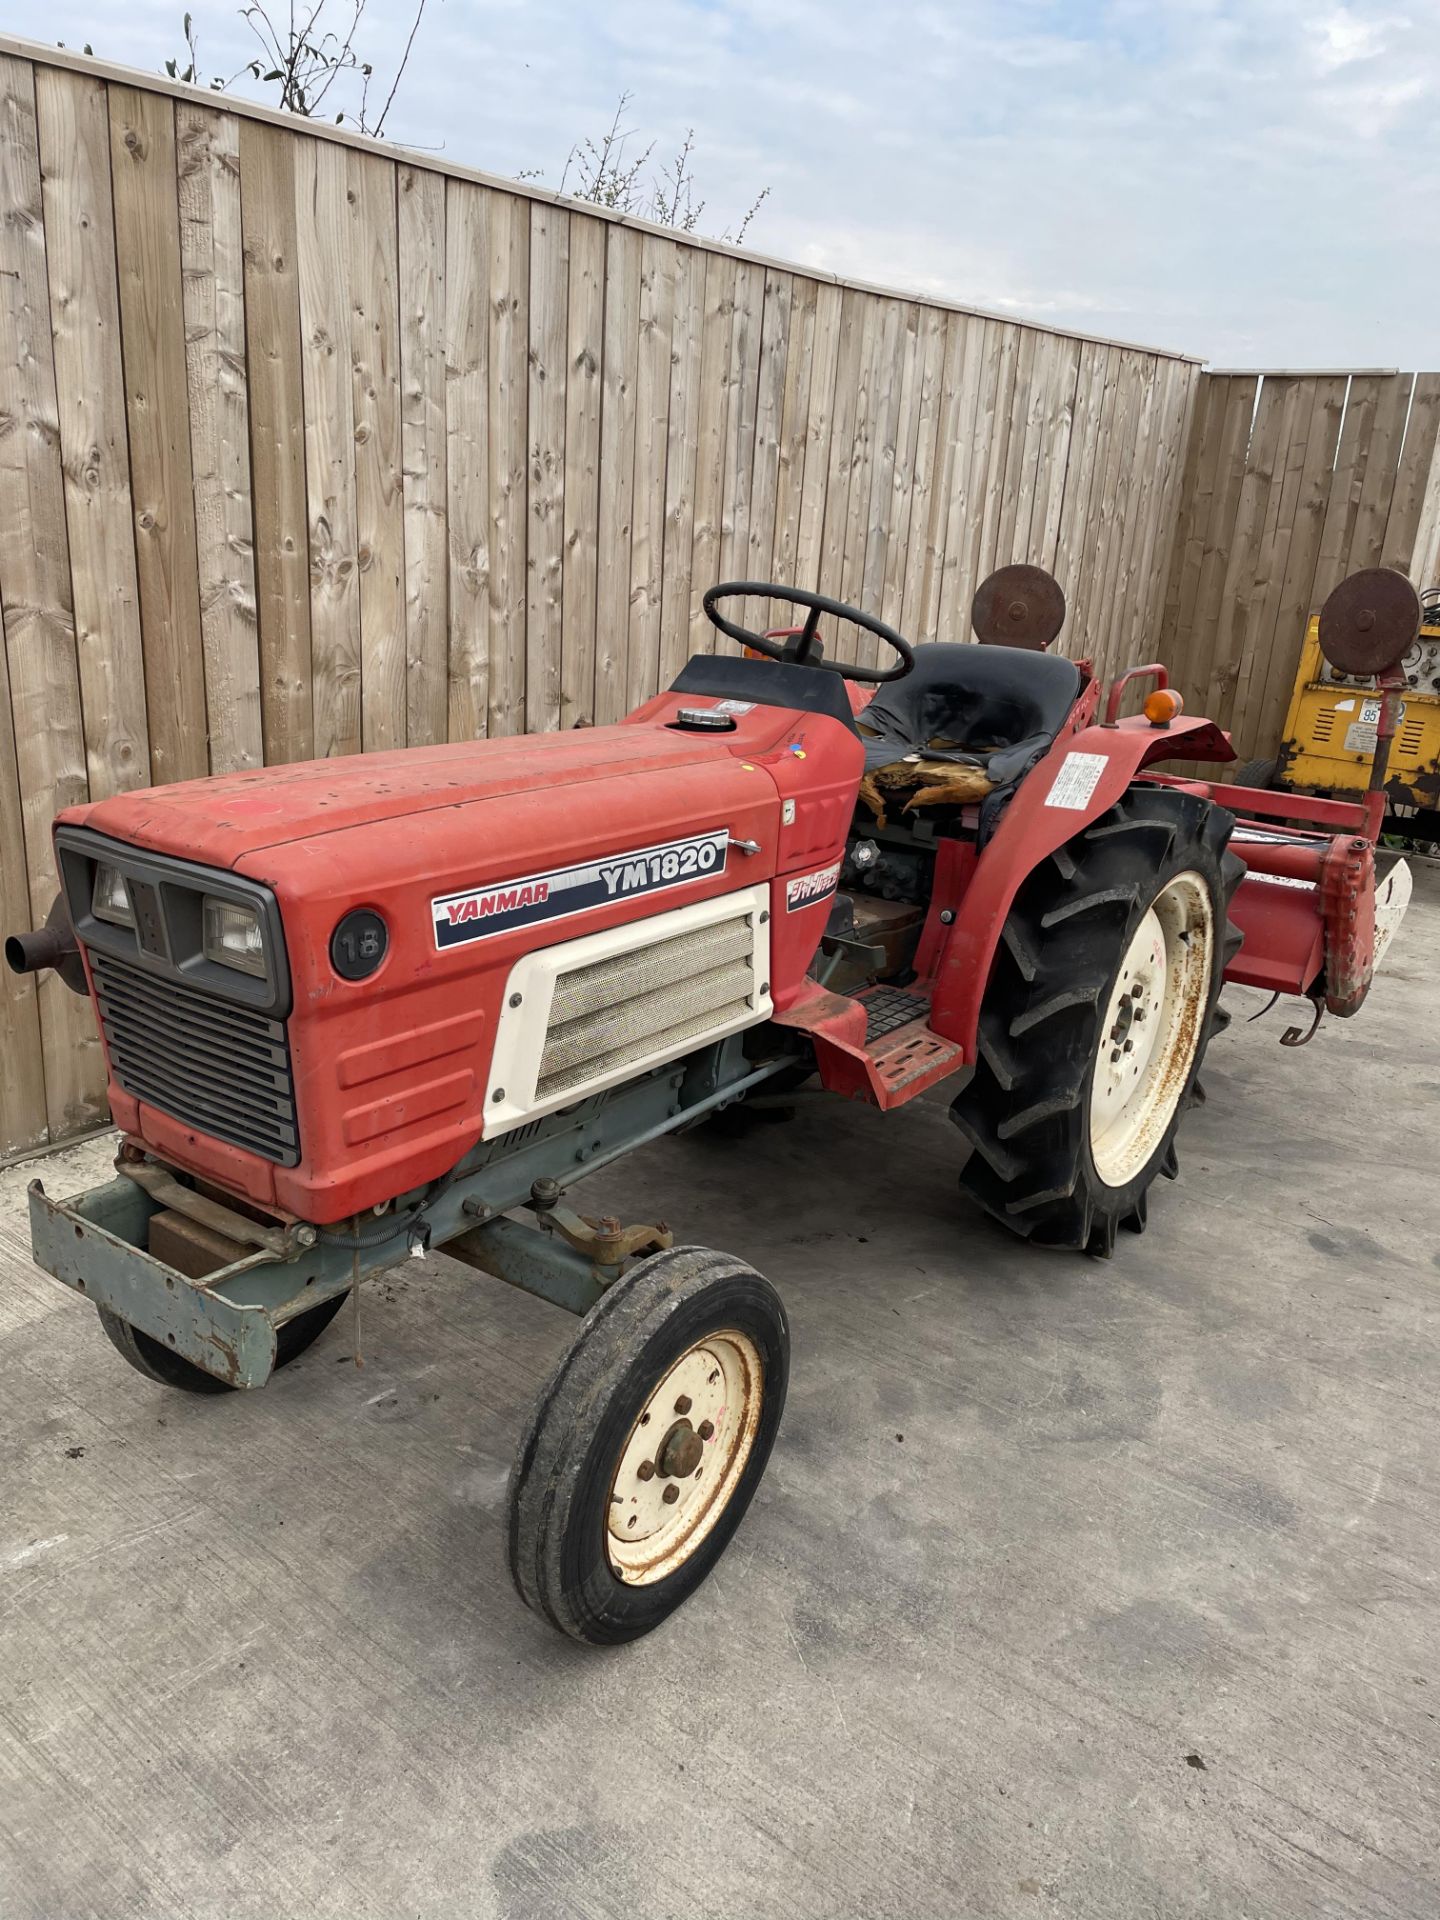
[
  {"xmin": 1160, "ymin": 369, "xmax": 1440, "ymax": 765},
  {"xmin": 3, "ymin": 40, "xmax": 1437, "ymax": 1163},
  {"xmin": 0, "ymin": 40, "xmax": 1204, "ymax": 1158}
]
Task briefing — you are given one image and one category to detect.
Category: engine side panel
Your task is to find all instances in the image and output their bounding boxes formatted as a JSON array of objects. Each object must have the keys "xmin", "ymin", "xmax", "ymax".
[{"xmin": 82, "ymin": 697, "xmax": 863, "ymax": 1224}]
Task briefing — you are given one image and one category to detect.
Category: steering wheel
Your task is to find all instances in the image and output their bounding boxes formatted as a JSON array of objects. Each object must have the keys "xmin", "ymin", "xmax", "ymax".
[{"xmin": 702, "ymin": 582, "xmax": 915, "ymax": 684}]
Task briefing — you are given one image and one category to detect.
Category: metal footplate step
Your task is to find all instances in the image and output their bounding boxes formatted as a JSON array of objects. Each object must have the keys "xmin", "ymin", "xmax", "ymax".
[
  {"xmin": 855, "ymin": 985, "xmax": 964, "ymax": 1100},
  {"xmin": 861, "ymin": 986, "xmax": 932, "ymax": 1042}
]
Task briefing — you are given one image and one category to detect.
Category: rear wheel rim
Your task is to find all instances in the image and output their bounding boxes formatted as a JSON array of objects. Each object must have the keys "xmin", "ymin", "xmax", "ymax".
[
  {"xmin": 1088, "ymin": 871, "xmax": 1214, "ymax": 1188},
  {"xmin": 605, "ymin": 1330, "xmax": 763, "ymax": 1586}
]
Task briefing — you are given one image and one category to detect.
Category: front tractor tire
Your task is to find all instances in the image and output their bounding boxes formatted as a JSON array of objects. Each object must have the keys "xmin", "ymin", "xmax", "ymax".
[
  {"xmin": 951, "ymin": 786, "xmax": 1242, "ymax": 1257},
  {"xmin": 508, "ymin": 1245, "xmax": 789, "ymax": 1646}
]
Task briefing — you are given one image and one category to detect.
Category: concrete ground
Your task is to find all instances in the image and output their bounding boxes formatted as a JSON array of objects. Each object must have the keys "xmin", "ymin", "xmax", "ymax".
[{"xmin": 2, "ymin": 865, "xmax": 1437, "ymax": 1920}]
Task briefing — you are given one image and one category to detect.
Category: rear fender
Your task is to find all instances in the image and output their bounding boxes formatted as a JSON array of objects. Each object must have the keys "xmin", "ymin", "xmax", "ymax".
[{"xmin": 929, "ymin": 714, "xmax": 1234, "ymax": 1056}]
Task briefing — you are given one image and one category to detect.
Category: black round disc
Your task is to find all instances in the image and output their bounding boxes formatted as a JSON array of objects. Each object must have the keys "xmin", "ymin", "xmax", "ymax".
[
  {"xmin": 971, "ymin": 565, "xmax": 1067, "ymax": 650},
  {"xmin": 1318, "ymin": 568, "xmax": 1420, "ymax": 678},
  {"xmin": 330, "ymin": 908, "xmax": 388, "ymax": 981}
]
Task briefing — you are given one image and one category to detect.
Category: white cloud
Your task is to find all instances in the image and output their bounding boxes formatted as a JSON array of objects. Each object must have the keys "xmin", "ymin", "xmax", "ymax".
[{"xmin": 1313, "ymin": 7, "xmax": 1388, "ymax": 72}]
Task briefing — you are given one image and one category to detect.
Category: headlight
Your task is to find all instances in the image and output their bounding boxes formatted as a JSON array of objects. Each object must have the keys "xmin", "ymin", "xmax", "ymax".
[
  {"xmin": 203, "ymin": 897, "xmax": 266, "ymax": 976},
  {"xmin": 92, "ymin": 863, "xmax": 133, "ymax": 926}
]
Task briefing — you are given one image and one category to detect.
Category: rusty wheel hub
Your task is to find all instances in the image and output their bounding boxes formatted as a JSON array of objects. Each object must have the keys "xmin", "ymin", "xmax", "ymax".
[{"xmin": 657, "ymin": 1418, "xmax": 705, "ymax": 1479}]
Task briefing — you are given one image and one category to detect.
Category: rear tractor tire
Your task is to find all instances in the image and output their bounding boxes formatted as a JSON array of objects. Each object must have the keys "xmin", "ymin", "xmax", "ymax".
[{"xmin": 951, "ymin": 786, "xmax": 1243, "ymax": 1257}]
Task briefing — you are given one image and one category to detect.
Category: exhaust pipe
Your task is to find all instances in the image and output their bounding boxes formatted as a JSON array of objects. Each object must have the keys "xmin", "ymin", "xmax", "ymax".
[{"xmin": 4, "ymin": 895, "xmax": 88, "ymax": 996}]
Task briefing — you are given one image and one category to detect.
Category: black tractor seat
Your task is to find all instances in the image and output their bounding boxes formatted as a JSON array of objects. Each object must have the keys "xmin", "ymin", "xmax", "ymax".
[{"xmin": 859, "ymin": 643, "xmax": 1083, "ymax": 785}]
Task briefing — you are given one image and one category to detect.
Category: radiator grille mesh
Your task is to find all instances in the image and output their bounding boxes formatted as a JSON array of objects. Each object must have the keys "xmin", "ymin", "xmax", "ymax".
[
  {"xmin": 536, "ymin": 918, "xmax": 755, "ymax": 1102},
  {"xmin": 91, "ymin": 952, "xmax": 299, "ymax": 1165}
]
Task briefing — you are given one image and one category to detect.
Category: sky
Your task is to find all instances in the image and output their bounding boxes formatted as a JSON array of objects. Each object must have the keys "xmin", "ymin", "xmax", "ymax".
[{"xmin": 14, "ymin": 0, "xmax": 1440, "ymax": 367}]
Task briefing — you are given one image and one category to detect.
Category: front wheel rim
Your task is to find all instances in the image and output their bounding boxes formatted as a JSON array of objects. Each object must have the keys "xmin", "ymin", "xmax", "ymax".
[
  {"xmin": 1088, "ymin": 871, "xmax": 1215, "ymax": 1188},
  {"xmin": 605, "ymin": 1330, "xmax": 763, "ymax": 1586}
]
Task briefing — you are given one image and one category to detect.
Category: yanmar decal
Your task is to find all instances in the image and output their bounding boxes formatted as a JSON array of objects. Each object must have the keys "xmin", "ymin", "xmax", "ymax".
[
  {"xmin": 785, "ymin": 860, "xmax": 842, "ymax": 913},
  {"xmin": 432, "ymin": 830, "xmax": 730, "ymax": 949}
]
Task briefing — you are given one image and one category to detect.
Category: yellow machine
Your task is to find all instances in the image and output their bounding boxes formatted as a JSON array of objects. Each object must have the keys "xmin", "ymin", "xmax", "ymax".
[{"xmin": 1237, "ymin": 586, "xmax": 1440, "ymax": 840}]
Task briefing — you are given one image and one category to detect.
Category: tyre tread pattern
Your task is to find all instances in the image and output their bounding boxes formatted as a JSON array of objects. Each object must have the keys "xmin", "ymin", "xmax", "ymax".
[{"xmin": 951, "ymin": 787, "xmax": 1243, "ymax": 1256}]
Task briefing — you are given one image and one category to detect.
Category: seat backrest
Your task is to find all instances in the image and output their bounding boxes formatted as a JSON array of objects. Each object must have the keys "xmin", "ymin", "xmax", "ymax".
[{"xmin": 862, "ymin": 643, "xmax": 1082, "ymax": 772}]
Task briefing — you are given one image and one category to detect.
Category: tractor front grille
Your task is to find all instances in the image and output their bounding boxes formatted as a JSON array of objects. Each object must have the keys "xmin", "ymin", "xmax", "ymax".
[
  {"xmin": 536, "ymin": 918, "xmax": 757, "ymax": 1104},
  {"xmin": 90, "ymin": 951, "xmax": 299, "ymax": 1166}
]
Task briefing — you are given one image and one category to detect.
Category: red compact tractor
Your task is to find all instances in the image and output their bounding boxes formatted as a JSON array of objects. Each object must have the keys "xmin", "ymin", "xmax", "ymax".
[{"xmin": 8, "ymin": 564, "xmax": 1416, "ymax": 1643}]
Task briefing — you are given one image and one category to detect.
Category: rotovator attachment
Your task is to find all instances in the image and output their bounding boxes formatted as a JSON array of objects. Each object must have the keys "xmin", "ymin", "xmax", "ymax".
[
  {"xmin": 4, "ymin": 559, "xmax": 1411, "ymax": 1644},
  {"xmin": 1215, "ymin": 567, "xmax": 1416, "ymax": 1039}
]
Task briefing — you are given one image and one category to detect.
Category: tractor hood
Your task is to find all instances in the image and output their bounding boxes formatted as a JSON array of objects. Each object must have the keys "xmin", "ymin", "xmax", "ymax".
[{"xmin": 66, "ymin": 723, "xmax": 757, "ymax": 872}]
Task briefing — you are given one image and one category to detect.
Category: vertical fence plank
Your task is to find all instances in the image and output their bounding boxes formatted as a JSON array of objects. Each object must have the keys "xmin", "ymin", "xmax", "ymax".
[
  {"xmin": 626, "ymin": 232, "xmax": 674, "ymax": 712},
  {"xmin": 1134, "ymin": 361, "xmax": 1200, "ymax": 660},
  {"xmin": 526, "ymin": 202, "xmax": 568, "ymax": 732},
  {"xmin": 818, "ymin": 288, "xmax": 865, "ymax": 607},
  {"xmin": 560, "ymin": 213, "xmax": 603, "ymax": 724},
  {"xmin": 594, "ymin": 225, "xmax": 640, "ymax": 723},
  {"xmin": 295, "ymin": 137, "xmax": 359, "ymax": 757},
  {"xmin": 792, "ymin": 281, "xmax": 841, "ymax": 598},
  {"xmin": 1030, "ymin": 338, "xmax": 1081, "ymax": 575},
  {"xmin": 880, "ymin": 303, "xmax": 925, "ymax": 639},
  {"xmin": 975, "ymin": 322, "xmax": 1020, "ymax": 584},
  {"xmin": 928, "ymin": 314, "xmax": 984, "ymax": 645},
  {"xmin": 0, "ymin": 53, "xmax": 103, "ymax": 1137},
  {"xmin": 856, "ymin": 299, "xmax": 908, "ymax": 667},
  {"xmin": 1051, "ymin": 341, "xmax": 1109, "ymax": 655},
  {"xmin": 1158, "ymin": 369, "xmax": 1226, "ymax": 682},
  {"xmin": 1382, "ymin": 373, "xmax": 1440, "ymax": 573},
  {"xmin": 36, "ymin": 68, "xmax": 150, "ymax": 797},
  {"xmin": 916, "ymin": 311, "xmax": 966, "ymax": 644},
  {"xmin": 239, "ymin": 119, "xmax": 312, "ymax": 763},
  {"xmin": 1090, "ymin": 351, "xmax": 1144, "ymax": 677},
  {"xmin": 747, "ymin": 269, "xmax": 791, "ymax": 630},
  {"xmin": 897, "ymin": 305, "xmax": 948, "ymax": 640},
  {"xmin": 348, "ymin": 150, "xmax": 405, "ymax": 752},
  {"xmin": 1110, "ymin": 356, "xmax": 1163, "ymax": 667},
  {"xmin": 109, "ymin": 85, "xmax": 207, "ymax": 783},
  {"xmin": 768, "ymin": 271, "xmax": 816, "ymax": 610},
  {"xmin": 1314, "ymin": 375, "xmax": 1389, "ymax": 604},
  {"xmin": 658, "ymin": 242, "xmax": 705, "ymax": 688},
  {"xmin": 1412, "ymin": 414, "xmax": 1440, "ymax": 591},
  {"xmin": 719, "ymin": 260, "xmax": 764, "ymax": 591},
  {"xmin": 176, "ymin": 104, "xmax": 262, "ymax": 774},
  {"xmin": 486, "ymin": 191, "xmax": 529, "ymax": 737},
  {"xmin": 1348, "ymin": 373, "xmax": 1411, "ymax": 574},
  {"xmin": 686, "ymin": 250, "xmax": 734, "ymax": 662},
  {"xmin": 397, "ymin": 163, "xmax": 448, "ymax": 748},
  {"xmin": 995, "ymin": 326, "xmax": 1041, "ymax": 565},
  {"xmin": 836, "ymin": 295, "xmax": 886, "ymax": 630},
  {"xmin": 0, "ymin": 592, "xmax": 47, "ymax": 1152},
  {"xmin": 444, "ymin": 180, "xmax": 490, "ymax": 741}
]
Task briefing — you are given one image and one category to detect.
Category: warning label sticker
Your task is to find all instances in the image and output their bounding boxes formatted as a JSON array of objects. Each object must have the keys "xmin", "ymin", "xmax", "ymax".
[
  {"xmin": 432, "ymin": 830, "xmax": 729, "ymax": 949},
  {"xmin": 1044, "ymin": 751, "xmax": 1108, "ymax": 811},
  {"xmin": 785, "ymin": 860, "xmax": 842, "ymax": 913}
]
